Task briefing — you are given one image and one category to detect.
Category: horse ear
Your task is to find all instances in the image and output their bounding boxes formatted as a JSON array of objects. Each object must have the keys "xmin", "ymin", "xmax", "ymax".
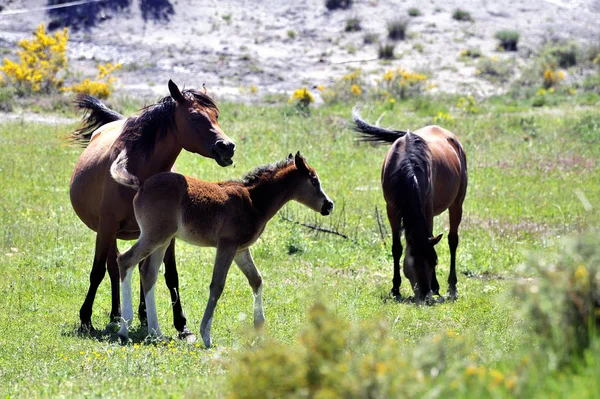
[
  {"xmin": 429, "ymin": 234, "xmax": 443, "ymax": 246},
  {"xmin": 294, "ymin": 151, "xmax": 308, "ymax": 172},
  {"xmin": 168, "ymin": 80, "xmax": 185, "ymax": 103},
  {"xmin": 288, "ymin": 153, "xmax": 294, "ymax": 160},
  {"xmin": 202, "ymin": 83, "xmax": 207, "ymax": 94}
]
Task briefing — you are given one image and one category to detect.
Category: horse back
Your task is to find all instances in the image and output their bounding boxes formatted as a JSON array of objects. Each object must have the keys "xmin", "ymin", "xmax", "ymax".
[{"xmin": 414, "ymin": 126, "xmax": 467, "ymax": 215}]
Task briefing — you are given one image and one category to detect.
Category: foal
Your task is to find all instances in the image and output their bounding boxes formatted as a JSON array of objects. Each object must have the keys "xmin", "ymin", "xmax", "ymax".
[{"xmin": 112, "ymin": 152, "xmax": 334, "ymax": 346}]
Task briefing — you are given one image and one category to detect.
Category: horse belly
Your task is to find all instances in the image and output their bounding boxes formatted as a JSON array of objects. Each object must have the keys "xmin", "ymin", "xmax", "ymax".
[{"xmin": 176, "ymin": 219, "xmax": 219, "ymax": 248}]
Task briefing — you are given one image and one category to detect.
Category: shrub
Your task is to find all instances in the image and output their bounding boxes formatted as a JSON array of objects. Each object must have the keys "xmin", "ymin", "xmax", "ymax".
[
  {"xmin": 287, "ymin": 30, "xmax": 296, "ymax": 39},
  {"xmin": 65, "ymin": 62, "xmax": 121, "ymax": 98},
  {"xmin": 452, "ymin": 9, "xmax": 473, "ymax": 22},
  {"xmin": 542, "ymin": 67, "xmax": 565, "ymax": 89},
  {"xmin": 407, "ymin": 7, "xmax": 421, "ymax": 17},
  {"xmin": 363, "ymin": 32, "xmax": 379, "ymax": 45},
  {"xmin": 227, "ymin": 303, "xmax": 520, "ymax": 399},
  {"xmin": 344, "ymin": 17, "xmax": 361, "ymax": 32},
  {"xmin": 0, "ymin": 24, "xmax": 68, "ymax": 94},
  {"xmin": 514, "ymin": 233, "xmax": 600, "ymax": 369},
  {"xmin": 387, "ymin": 18, "xmax": 408, "ymax": 41},
  {"xmin": 378, "ymin": 43, "xmax": 395, "ymax": 59},
  {"xmin": 379, "ymin": 68, "xmax": 427, "ymax": 99},
  {"xmin": 325, "ymin": 0, "xmax": 352, "ymax": 10},
  {"xmin": 495, "ymin": 30, "xmax": 520, "ymax": 51},
  {"xmin": 459, "ymin": 48, "xmax": 482, "ymax": 58},
  {"xmin": 288, "ymin": 87, "xmax": 315, "ymax": 109},
  {"xmin": 476, "ymin": 56, "xmax": 514, "ymax": 83},
  {"xmin": 543, "ymin": 41, "xmax": 579, "ymax": 68},
  {"xmin": 456, "ymin": 95, "xmax": 479, "ymax": 114}
]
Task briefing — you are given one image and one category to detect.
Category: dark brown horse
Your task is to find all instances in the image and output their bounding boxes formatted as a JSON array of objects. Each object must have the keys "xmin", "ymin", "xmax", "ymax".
[
  {"xmin": 112, "ymin": 152, "xmax": 334, "ymax": 346},
  {"xmin": 69, "ymin": 80, "xmax": 235, "ymax": 338},
  {"xmin": 353, "ymin": 110, "xmax": 467, "ymax": 303}
]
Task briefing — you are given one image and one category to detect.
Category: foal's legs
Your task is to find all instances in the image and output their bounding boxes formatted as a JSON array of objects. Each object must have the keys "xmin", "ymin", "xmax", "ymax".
[
  {"xmin": 137, "ymin": 262, "xmax": 147, "ymax": 326},
  {"xmin": 234, "ymin": 248, "xmax": 265, "ymax": 328},
  {"xmin": 200, "ymin": 242, "xmax": 237, "ymax": 348},
  {"xmin": 117, "ymin": 234, "xmax": 168, "ymax": 339},
  {"xmin": 447, "ymin": 203, "xmax": 463, "ymax": 301},
  {"xmin": 140, "ymin": 244, "xmax": 170, "ymax": 338},
  {"xmin": 163, "ymin": 239, "xmax": 193, "ymax": 338},
  {"xmin": 79, "ymin": 221, "xmax": 118, "ymax": 333}
]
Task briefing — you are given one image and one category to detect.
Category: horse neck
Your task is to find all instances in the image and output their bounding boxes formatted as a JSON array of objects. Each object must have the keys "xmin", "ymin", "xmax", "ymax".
[
  {"xmin": 247, "ymin": 168, "xmax": 296, "ymax": 222},
  {"xmin": 125, "ymin": 131, "xmax": 182, "ymax": 182}
]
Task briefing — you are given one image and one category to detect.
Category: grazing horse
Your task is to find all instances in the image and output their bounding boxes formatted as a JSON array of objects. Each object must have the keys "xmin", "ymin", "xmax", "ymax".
[
  {"xmin": 69, "ymin": 80, "xmax": 235, "ymax": 338},
  {"xmin": 112, "ymin": 152, "xmax": 334, "ymax": 347},
  {"xmin": 353, "ymin": 110, "xmax": 467, "ymax": 303}
]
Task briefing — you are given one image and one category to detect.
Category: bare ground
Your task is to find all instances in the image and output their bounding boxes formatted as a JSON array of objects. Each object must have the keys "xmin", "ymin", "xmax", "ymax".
[{"xmin": 0, "ymin": 0, "xmax": 599, "ymax": 101}]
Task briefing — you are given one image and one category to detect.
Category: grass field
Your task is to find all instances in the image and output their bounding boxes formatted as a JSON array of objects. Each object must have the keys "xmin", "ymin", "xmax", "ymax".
[{"xmin": 0, "ymin": 96, "xmax": 599, "ymax": 397}]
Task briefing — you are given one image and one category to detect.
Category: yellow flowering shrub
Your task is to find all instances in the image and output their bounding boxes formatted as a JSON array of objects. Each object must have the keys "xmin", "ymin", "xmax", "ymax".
[
  {"xmin": 288, "ymin": 87, "xmax": 315, "ymax": 108},
  {"xmin": 433, "ymin": 111, "xmax": 455, "ymax": 125},
  {"xmin": 378, "ymin": 67, "xmax": 427, "ymax": 100},
  {"xmin": 0, "ymin": 24, "xmax": 68, "ymax": 94},
  {"xmin": 542, "ymin": 67, "xmax": 565, "ymax": 89},
  {"xmin": 456, "ymin": 95, "xmax": 479, "ymax": 114},
  {"xmin": 66, "ymin": 62, "xmax": 121, "ymax": 98}
]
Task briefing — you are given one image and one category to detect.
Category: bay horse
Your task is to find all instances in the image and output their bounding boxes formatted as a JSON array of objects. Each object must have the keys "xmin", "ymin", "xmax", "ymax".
[
  {"xmin": 111, "ymin": 152, "xmax": 334, "ymax": 347},
  {"xmin": 69, "ymin": 80, "xmax": 235, "ymax": 339},
  {"xmin": 353, "ymin": 110, "xmax": 467, "ymax": 303}
]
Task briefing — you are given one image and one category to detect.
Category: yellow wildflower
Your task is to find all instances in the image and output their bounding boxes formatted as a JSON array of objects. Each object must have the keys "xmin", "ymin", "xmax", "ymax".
[{"xmin": 351, "ymin": 84, "xmax": 361, "ymax": 96}]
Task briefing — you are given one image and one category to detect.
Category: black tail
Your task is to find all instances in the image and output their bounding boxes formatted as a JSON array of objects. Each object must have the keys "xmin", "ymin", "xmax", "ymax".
[
  {"xmin": 352, "ymin": 107, "xmax": 407, "ymax": 144},
  {"xmin": 69, "ymin": 94, "xmax": 125, "ymax": 146}
]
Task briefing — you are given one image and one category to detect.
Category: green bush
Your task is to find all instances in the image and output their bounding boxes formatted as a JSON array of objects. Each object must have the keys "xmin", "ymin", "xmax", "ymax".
[
  {"xmin": 325, "ymin": 0, "xmax": 352, "ymax": 10},
  {"xmin": 387, "ymin": 18, "xmax": 408, "ymax": 41},
  {"xmin": 363, "ymin": 32, "xmax": 379, "ymax": 45},
  {"xmin": 408, "ymin": 7, "xmax": 421, "ymax": 17},
  {"xmin": 344, "ymin": 17, "xmax": 361, "ymax": 32},
  {"xmin": 476, "ymin": 56, "xmax": 514, "ymax": 82},
  {"xmin": 452, "ymin": 8, "xmax": 473, "ymax": 22},
  {"xmin": 542, "ymin": 41, "xmax": 579, "ymax": 68},
  {"xmin": 495, "ymin": 30, "xmax": 520, "ymax": 51},
  {"xmin": 378, "ymin": 43, "xmax": 395, "ymax": 59},
  {"xmin": 514, "ymin": 233, "xmax": 600, "ymax": 369}
]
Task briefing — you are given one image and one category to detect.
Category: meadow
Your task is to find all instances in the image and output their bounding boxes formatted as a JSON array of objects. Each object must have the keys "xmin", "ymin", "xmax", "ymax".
[{"xmin": 0, "ymin": 94, "xmax": 599, "ymax": 397}]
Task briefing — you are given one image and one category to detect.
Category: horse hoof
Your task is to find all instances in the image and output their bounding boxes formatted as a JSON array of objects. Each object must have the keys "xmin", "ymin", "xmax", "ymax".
[
  {"xmin": 104, "ymin": 320, "xmax": 120, "ymax": 334},
  {"xmin": 178, "ymin": 328, "xmax": 197, "ymax": 343},
  {"xmin": 200, "ymin": 332, "xmax": 212, "ymax": 348},
  {"xmin": 78, "ymin": 323, "xmax": 96, "ymax": 336},
  {"xmin": 446, "ymin": 289, "xmax": 458, "ymax": 302},
  {"xmin": 436, "ymin": 296, "xmax": 446, "ymax": 304}
]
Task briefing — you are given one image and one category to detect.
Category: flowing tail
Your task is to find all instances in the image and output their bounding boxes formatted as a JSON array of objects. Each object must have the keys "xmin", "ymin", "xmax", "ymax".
[
  {"xmin": 69, "ymin": 94, "xmax": 125, "ymax": 146},
  {"xmin": 352, "ymin": 107, "xmax": 407, "ymax": 144},
  {"xmin": 110, "ymin": 149, "xmax": 140, "ymax": 190}
]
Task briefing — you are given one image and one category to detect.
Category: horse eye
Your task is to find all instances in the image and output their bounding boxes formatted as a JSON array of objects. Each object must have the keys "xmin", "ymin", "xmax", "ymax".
[{"xmin": 311, "ymin": 178, "xmax": 319, "ymax": 186}]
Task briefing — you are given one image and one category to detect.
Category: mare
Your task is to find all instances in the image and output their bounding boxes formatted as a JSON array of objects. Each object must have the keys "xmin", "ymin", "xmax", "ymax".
[
  {"xmin": 69, "ymin": 80, "xmax": 235, "ymax": 338},
  {"xmin": 112, "ymin": 152, "xmax": 334, "ymax": 347},
  {"xmin": 353, "ymin": 110, "xmax": 467, "ymax": 303}
]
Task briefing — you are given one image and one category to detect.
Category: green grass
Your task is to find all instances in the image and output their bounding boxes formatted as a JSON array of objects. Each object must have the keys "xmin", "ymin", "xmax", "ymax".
[{"xmin": 0, "ymin": 97, "xmax": 599, "ymax": 397}]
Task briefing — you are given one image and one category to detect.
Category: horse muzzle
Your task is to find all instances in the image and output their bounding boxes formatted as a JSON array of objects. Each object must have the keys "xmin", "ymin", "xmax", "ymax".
[
  {"xmin": 211, "ymin": 140, "xmax": 236, "ymax": 167},
  {"xmin": 321, "ymin": 199, "xmax": 334, "ymax": 216}
]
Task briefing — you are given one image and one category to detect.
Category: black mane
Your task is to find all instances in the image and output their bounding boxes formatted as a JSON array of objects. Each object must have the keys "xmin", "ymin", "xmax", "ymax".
[
  {"xmin": 391, "ymin": 133, "xmax": 432, "ymax": 245},
  {"xmin": 120, "ymin": 89, "xmax": 218, "ymax": 158},
  {"xmin": 237, "ymin": 158, "xmax": 294, "ymax": 187}
]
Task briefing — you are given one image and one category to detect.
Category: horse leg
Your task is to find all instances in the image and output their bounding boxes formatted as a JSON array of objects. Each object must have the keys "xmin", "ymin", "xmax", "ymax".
[
  {"xmin": 140, "ymin": 244, "xmax": 170, "ymax": 339},
  {"xmin": 106, "ymin": 240, "xmax": 121, "ymax": 329},
  {"xmin": 447, "ymin": 203, "xmax": 463, "ymax": 301},
  {"xmin": 200, "ymin": 242, "xmax": 237, "ymax": 348},
  {"xmin": 79, "ymin": 221, "xmax": 118, "ymax": 334},
  {"xmin": 391, "ymin": 231, "xmax": 403, "ymax": 299},
  {"xmin": 163, "ymin": 239, "xmax": 193, "ymax": 340},
  {"xmin": 117, "ymin": 234, "xmax": 165, "ymax": 339},
  {"xmin": 387, "ymin": 205, "xmax": 403, "ymax": 298},
  {"xmin": 137, "ymin": 262, "xmax": 147, "ymax": 326},
  {"xmin": 234, "ymin": 248, "xmax": 264, "ymax": 328}
]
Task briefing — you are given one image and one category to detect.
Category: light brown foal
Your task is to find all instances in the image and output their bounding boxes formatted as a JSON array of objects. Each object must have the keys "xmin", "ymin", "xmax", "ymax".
[
  {"xmin": 354, "ymin": 110, "xmax": 467, "ymax": 303},
  {"xmin": 112, "ymin": 152, "xmax": 334, "ymax": 346},
  {"xmin": 69, "ymin": 80, "xmax": 235, "ymax": 337}
]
